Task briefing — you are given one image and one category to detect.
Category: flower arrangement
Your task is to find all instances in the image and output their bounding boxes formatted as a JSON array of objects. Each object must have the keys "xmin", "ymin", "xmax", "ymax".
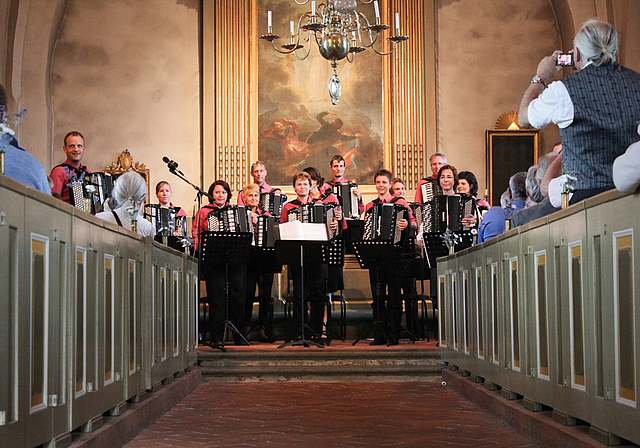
[
  {"xmin": 440, "ymin": 228, "xmax": 462, "ymax": 254},
  {"xmin": 561, "ymin": 174, "xmax": 578, "ymax": 194},
  {"xmin": 502, "ymin": 201, "xmax": 518, "ymax": 220}
]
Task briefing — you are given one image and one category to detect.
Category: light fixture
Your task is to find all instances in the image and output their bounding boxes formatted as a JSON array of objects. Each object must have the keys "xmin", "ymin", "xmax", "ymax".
[{"xmin": 260, "ymin": 0, "xmax": 408, "ymax": 105}]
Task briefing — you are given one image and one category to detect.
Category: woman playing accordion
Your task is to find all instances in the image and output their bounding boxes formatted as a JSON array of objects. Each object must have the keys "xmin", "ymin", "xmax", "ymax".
[{"xmin": 192, "ymin": 180, "xmax": 247, "ymax": 349}]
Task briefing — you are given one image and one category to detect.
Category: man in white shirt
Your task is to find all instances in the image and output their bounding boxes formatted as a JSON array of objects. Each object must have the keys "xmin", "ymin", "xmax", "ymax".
[{"xmin": 519, "ymin": 18, "xmax": 640, "ymax": 205}]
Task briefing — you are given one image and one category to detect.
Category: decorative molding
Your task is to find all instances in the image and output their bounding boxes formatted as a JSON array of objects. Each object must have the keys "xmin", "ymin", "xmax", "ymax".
[
  {"xmin": 389, "ymin": 0, "xmax": 435, "ymax": 190},
  {"xmin": 495, "ymin": 111, "xmax": 520, "ymax": 130},
  {"xmin": 203, "ymin": 0, "xmax": 258, "ymax": 194},
  {"xmin": 103, "ymin": 149, "xmax": 150, "ymax": 199}
]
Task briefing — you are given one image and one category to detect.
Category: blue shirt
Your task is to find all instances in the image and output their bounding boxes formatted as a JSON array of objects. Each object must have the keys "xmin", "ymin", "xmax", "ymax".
[
  {"xmin": 1, "ymin": 134, "xmax": 51, "ymax": 194},
  {"xmin": 477, "ymin": 200, "xmax": 526, "ymax": 243}
]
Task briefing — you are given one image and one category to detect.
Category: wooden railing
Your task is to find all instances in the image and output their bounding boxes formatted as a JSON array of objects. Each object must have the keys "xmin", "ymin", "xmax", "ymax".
[
  {"xmin": 0, "ymin": 175, "xmax": 198, "ymax": 448},
  {"xmin": 438, "ymin": 189, "xmax": 640, "ymax": 445}
]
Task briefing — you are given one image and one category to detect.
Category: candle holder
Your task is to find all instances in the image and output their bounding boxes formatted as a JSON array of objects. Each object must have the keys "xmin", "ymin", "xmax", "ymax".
[{"xmin": 260, "ymin": 0, "xmax": 408, "ymax": 104}]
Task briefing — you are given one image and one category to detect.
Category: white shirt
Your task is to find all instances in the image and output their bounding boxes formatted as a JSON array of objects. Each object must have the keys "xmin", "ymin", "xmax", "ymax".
[
  {"xmin": 96, "ymin": 208, "xmax": 155, "ymax": 237},
  {"xmin": 613, "ymin": 125, "xmax": 640, "ymax": 193},
  {"xmin": 527, "ymin": 62, "xmax": 593, "ymax": 130}
]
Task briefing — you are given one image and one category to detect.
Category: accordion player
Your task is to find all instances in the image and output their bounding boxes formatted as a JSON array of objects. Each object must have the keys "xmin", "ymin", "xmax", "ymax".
[
  {"xmin": 207, "ymin": 205, "xmax": 253, "ymax": 233},
  {"xmin": 331, "ymin": 182, "xmax": 361, "ymax": 219},
  {"xmin": 258, "ymin": 190, "xmax": 287, "ymax": 218},
  {"xmin": 69, "ymin": 172, "xmax": 114, "ymax": 215},
  {"xmin": 420, "ymin": 194, "xmax": 477, "ymax": 234},
  {"xmin": 415, "ymin": 177, "xmax": 442, "ymax": 204},
  {"xmin": 286, "ymin": 202, "xmax": 341, "ymax": 240},
  {"xmin": 144, "ymin": 204, "xmax": 188, "ymax": 235},
  {"xmin": 363, "ymin": 202, "xmax": 411, "ymax": 247}
]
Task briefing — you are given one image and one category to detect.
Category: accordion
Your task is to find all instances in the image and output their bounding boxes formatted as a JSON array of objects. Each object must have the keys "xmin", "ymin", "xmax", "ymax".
[
  {"xmin": 144, "ymin": 204, "xmax": 188, "ymax": 237},
  {"xmin": 363, "ymin": 202, "xmax": 409, "ymax": 246},
  {"xmin": 207, "ymin": 205, "xmax": 252, "ymax": 233},
  {"xmin": 331, "ymin": 182, "xmax": 360, "ymax": 219},
  {"xmin": 287, "ymin": 202, "xmax": 340, "ymax": 240},
  {"xmin": 69, "ymin": 172, "xmax": 114, "ymax": 214},
  {"xmin": 254, "ymin": 214, "xmax": 278, "ymax": 248},
  {"xmin": 419, "ymin": 178, "xmax": 442, "ymax": 204},
  {"xmin": 258, "ymin": 190, "xmax": 287, "ymax": 217},
  {"xmin": 421, "ymin": 194, "xmax": 476, "ymax": 233}
]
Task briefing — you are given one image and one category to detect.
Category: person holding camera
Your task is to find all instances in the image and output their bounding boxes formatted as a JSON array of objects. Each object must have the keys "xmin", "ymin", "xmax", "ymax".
[{"xmin": 518, "ymin": 18, "xmax": 640, "ymax": 205}]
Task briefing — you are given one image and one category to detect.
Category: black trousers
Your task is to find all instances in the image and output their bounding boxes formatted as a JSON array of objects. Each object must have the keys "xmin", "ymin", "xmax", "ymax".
[
  {"xmin": 368, "ymin": 262, "xmax": 404, "ymax": 339},
  {"xmin": 204, "ymin": 263, "xmax": 247, "ymax": 344},
  {"xmin": 244, "ymin": 268, "xmax": 274, "ymax": 332},
  {"xmin": 290, "ymin": 262, "xmax": 328, "ymax": 336}
]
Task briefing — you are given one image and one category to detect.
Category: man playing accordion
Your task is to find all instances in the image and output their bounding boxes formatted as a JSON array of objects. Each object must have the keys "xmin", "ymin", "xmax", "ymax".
[{"xmin": 363, "ymin": 169, "xmax": 416, "ymax": 346}]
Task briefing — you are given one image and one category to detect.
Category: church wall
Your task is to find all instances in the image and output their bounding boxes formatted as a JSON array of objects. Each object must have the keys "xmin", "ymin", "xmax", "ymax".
[
  {"xmin": 50, "ymin": 0, "xmax": 201, "ymax": 213},
  {"xmin": 4, "ymin": 1, "xmax": 640, "ymax": 209},
  {"xmin": 436, "ymin": 0, "xmax": 561, "ymax": 198}
]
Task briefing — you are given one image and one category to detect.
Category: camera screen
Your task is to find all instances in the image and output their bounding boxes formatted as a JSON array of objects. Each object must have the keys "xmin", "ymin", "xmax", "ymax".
[{"xmin": 557, "ymin": 54, "xmax": 573, "ymax": 66}]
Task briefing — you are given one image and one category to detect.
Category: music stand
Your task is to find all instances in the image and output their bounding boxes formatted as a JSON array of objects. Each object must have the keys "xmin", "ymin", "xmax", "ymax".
[
  {"xmin": 275, "ymin": 239, "xmax": 327, "ymax": 348},
  {"xmin": 201, "ymin": 231, "xmax": 253, "ymax": 347},
  {"xmin": 351, "ymin": 241, "xmax": 402, "ymax": 346}
]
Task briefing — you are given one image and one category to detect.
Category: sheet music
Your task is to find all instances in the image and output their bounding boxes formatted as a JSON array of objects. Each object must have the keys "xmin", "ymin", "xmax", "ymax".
[{"xmin": 278, "ymin": 221, "xmax": 329, "ymax": 241}]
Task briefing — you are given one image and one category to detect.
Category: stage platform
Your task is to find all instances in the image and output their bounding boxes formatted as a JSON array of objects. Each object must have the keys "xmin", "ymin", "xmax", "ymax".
[{"xmin": 197, "ymin": 339, "xmax": 443, "ymax": 383}]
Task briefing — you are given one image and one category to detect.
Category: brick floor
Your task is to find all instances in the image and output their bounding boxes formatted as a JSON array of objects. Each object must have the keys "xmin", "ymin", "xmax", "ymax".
[{"xmin": 125, "ymin": 381, "xmax": 539, "ymax": 447}]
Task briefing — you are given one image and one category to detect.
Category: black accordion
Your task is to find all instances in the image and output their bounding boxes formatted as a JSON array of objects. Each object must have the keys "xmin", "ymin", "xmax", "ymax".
[
  {"xmin": 363, "ymin": 202, "xmax": 410, "ymax": 247},
  {"xmin": 286, "ymin": 202, "xmax": 340, "ymax": 240},
  {"xmin": 419, "ymin": 178, "xmax": 442, "ymax": 204},
  {"xmin": 331, "ymin": 182, "xmax": 360, "ymax": 219},
  {"xmin": 421, "ymin": 194, "xmax": 475, "ymax": 233},
  {"xmin": 69, "ymin": 172, "xmax": 114, "ymax": 215},
  {"xmin": 144, "ymin": 204, "xmax": 188, "ymax": 237},
  {"xmin": 254, "ymin": 214, "xmax": 278, "ymax": 248},
  {"xmin": 207, "ymin": 205, "xmax": 252, "ymax": 233},
  {"xmin": 258, "ymin": 190, "xmax": 287, "ymax": 217}
]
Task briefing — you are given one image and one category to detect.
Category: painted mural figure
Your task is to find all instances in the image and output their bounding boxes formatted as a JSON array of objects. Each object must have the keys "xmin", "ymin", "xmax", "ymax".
[{"xmin": 261, "ymin": 117, "xmax": 308, "ymax": 165}]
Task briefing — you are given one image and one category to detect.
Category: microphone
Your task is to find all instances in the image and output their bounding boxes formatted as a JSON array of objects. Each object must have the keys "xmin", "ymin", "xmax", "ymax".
[{"xmin": 163, "ymin": 156, "xmax": 179, "ymax": 172}]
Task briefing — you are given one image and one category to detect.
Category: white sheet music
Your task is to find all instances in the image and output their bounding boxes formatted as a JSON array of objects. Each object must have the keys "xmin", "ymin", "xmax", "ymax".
[{"xmin": 278, "ymin": 221, "xmax": 329, "ymax": 241}]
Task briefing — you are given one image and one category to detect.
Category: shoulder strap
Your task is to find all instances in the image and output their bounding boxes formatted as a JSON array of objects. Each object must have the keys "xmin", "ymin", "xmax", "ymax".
[{"xmin": 111, "ymin": 210, "xmax": 124, "ymax": 227}]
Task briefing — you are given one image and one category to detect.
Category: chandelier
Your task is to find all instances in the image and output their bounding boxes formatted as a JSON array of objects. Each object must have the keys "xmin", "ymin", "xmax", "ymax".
[{"xmin": 260, "ymin": 0, "xmax": 408, "ymax": 105}]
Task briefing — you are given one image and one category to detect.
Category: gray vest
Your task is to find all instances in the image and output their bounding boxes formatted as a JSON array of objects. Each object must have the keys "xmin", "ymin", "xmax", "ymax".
[{"xmin": 560, "ymin": 63, "xmax": 640, "ymax": 190}]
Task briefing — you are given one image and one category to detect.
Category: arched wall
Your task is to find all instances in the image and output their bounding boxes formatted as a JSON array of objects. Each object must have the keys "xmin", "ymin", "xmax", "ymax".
[{"xmin": 2, "ymin": 0, "xmax": 640, "ymax": 207}]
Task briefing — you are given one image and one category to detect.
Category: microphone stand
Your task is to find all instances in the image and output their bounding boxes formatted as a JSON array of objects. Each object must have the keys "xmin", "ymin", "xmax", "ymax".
[{"xmin": 164, "ymin": 165, "xmax": 223, "ymax": 351}]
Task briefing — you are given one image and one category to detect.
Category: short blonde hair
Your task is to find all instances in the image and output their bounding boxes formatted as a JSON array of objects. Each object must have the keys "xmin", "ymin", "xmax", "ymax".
[{"xmin": 243, "ymin": 183, "xmax": 260, "ymax": 194}]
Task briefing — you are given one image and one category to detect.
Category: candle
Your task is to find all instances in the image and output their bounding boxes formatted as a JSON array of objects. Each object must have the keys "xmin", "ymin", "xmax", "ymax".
[
  {"xmin": 395, "ymin": 12, "xmax": 400, "ymax": 31},
  {"xmin": 311, "ymin": 1, "xmax": 316, "ymax": 16},
  {"xmin": 351, "ymin": 31, "xmax": 356, "ymax": 41},
  {"xmin": 268, "ymin": 10, "xmax": 272, "ymax": 28},
  {"xmin": 290, "ymin": 20, "xmax": 295, "ymax": 36},
  {"xmin": 374, "ymin": 1, "xmax": 380, "ymax": 19}
]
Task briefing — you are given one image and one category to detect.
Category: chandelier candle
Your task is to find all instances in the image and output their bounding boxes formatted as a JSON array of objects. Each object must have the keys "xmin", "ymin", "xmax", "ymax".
[{"xmin": 259, "ymin": 0, "xmax": 408, "ymax": 104}]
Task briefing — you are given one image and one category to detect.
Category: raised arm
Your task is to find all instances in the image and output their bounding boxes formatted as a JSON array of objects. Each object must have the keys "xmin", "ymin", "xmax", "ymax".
[{"xmin": 518, "ymin": 51, "xmax": 563, "ymax": 128}]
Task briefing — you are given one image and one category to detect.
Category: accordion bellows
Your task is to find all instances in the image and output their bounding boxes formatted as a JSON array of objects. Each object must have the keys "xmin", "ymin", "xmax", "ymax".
[{"xmin": 363, "ymin": 202, "xmax": 408, "ymax": 246}]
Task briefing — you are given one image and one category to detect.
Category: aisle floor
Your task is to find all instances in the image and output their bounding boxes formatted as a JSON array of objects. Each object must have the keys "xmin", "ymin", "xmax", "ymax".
[{"xmin": 124, "ymin": 380, "xmax": 539, "ymax": 447}]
